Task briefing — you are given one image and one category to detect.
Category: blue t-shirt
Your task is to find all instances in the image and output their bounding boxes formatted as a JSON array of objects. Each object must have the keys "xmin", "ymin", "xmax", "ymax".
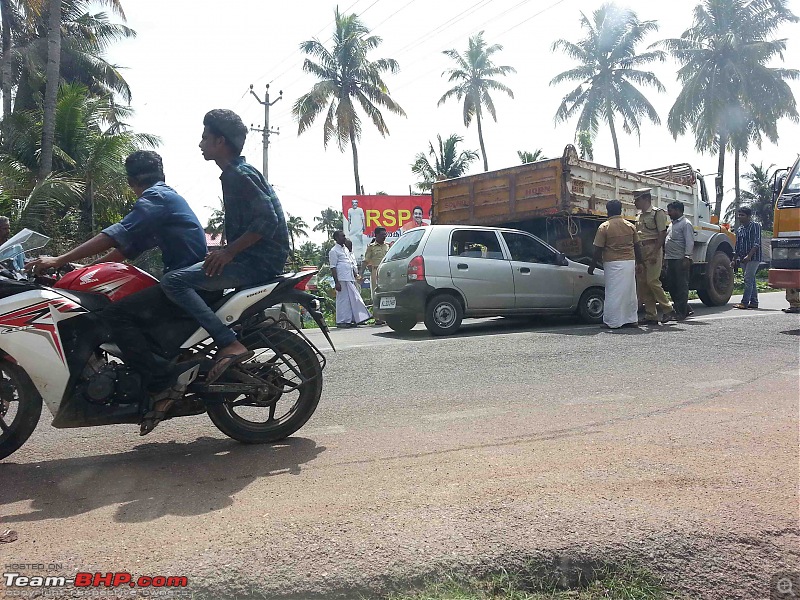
[{"xmin": 102, "ymin": 182, "xmax": 207, "ymax": 273}]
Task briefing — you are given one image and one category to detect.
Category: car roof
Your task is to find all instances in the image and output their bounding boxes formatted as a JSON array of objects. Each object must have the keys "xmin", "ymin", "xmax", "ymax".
[{"xmin": 414, "ymin": 224, "xmax": 534, "ymax": 234}]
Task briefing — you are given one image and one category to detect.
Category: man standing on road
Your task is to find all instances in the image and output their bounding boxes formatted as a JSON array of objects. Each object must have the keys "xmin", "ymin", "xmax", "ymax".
[
  {"xmin": 329, "ymin": 230, "xmax": 370, "ymax": 328},
  {"xmin": 634, "ymin": 188, "xmax": 676, "ymax": 324},
  {"xmin": 363, "ymin": 226, "xmax": 390, "ymax": 325},
  {"xmin": 732, "ymin": 206, "xmax": 762, "ymax": 310},
  {"xmin": 589, "ymin": 200, "xmax": 643, "ymax": 329},
  {"xmin": 664, "ymin": 201, "xmax": 695, "ymax": 320}
]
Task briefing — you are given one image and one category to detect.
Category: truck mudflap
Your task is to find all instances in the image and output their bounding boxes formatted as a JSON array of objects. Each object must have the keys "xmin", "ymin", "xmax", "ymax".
[{"xmin": 768, "ymin": 269, "xmax": 800, "ymax": 289}]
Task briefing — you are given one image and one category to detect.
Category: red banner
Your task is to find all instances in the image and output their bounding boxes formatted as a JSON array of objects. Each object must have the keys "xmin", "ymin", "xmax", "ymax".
[{"xmin": 342, "ymin": 195, "xmax": 432, "ymax": 260}]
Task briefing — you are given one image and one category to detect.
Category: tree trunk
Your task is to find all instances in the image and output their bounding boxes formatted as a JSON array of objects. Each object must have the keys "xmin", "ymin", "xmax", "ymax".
[
  {"xmin": 38, "ymin": 0, "xmax": 61, "ymax": 181},
  {"xmin": 734, "ymin": 148, "xmax": 741, "ymax": 228},
  {"xmin": 476, "ymin": 111, "xmax": 488, "ymax": 172},
  {"xmin": 608, "ymin": 110, "xmax": 621, "ymax": 169},
  {"xmin": 349, "ymin": 124, "xmax": 361, "ymax": 195},
  {"xmin": 713, "ymin": 134, "xmax": 727, "ymax": 218},
  {"xmin": 1, "ymin": 0, "xmax": 13, "ymax": 122},
  {"xmin": 80, "ymin": 179, "xmax": 93, "ymax": 237}
]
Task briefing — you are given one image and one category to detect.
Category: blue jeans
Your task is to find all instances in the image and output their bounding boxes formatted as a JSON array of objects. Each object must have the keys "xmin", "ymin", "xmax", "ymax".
[
  {"xmin": 161, "ymin": 261, "xmax": 276, "ymax": 347},
  {"xmin": 741, "ymin": 260, "xmax": 760, "ymax": 306}
]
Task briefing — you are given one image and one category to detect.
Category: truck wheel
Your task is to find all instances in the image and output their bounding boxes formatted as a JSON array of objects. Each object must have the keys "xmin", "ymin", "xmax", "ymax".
[
  {"xmin": 698, "ymin": 251, "xmax": 734, "ymax": 306},
  {"xmin": 578, "ymin": 287, "xmax": 605, "ymax": 324},
  {"xmin": 385, "ymin": 316, "xmax": 416, "ymax": 333},
  {"xmin": 424, "ymin": 294, "xmax": 463, "ymax": 336}
]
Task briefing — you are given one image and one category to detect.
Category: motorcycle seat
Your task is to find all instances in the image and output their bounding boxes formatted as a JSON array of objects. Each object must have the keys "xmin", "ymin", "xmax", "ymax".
[{"xmin": 208, "ymin": 275, "xmax": 291, "ymax": 311}]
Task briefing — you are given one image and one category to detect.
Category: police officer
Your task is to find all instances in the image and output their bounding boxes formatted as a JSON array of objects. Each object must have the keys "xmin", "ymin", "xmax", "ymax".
[{"xmin": 634, "ymin": 188, "xmax": 676, "ymax": 324}]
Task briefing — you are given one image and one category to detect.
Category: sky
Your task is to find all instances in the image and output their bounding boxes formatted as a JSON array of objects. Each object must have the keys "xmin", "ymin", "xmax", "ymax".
[{"xmin": 104, "ymin": 0, "xmax": 800, "ymax": 244}]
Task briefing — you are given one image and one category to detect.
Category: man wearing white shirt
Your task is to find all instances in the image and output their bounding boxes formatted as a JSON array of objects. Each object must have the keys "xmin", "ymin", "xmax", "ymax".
[{"xmin": 329, "ymin": 230, "xmax": 371, "ymax": 328}]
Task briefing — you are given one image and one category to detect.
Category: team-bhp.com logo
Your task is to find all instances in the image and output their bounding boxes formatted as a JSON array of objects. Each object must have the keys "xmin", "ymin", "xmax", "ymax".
[{"xmin": 4, "ymin": 571, "xmax": 188, "ymax": 589}]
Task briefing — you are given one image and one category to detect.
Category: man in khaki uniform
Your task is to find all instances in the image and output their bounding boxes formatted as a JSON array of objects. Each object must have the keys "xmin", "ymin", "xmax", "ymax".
[
  {"xmin": 634, "ymin": 188, "xmax": 676, "ymax": 324},
  {"xmin": 363, "ymin": 226, "xmax": 391, "ymax": 324}
]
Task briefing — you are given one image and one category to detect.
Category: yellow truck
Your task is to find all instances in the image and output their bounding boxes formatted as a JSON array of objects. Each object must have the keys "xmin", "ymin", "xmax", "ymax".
[
  {"xmin": 432, "ymin": 145, "xmax": 736, "ymax": 306},
  {"xmin": 769, "ymin": 154, "xmax": 800, "ymax": 289}
]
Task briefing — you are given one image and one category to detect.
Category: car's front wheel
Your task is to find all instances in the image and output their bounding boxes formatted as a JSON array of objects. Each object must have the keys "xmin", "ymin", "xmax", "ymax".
[
  {"xmin": 578, "ymin": 287, "xmax": 605, "ymax": 324},
  {"xmin": 424, "ymin": 293, "xmax": 463, "ymax": 336}
]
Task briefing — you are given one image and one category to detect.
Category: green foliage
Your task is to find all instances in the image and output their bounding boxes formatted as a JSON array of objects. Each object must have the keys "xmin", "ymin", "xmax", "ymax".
[
  {"xmin": 439, "ymin": 31, "xmax": 515, "ymax": 172},
  {"xmin": 313, "ymin": 207, "xmax": 344, "ymax": 239},
  {"xmin": 292, "ymin": 7, "xmax": 405, "ymax": 193},
  {"xmin": 577, "ymin": 131, "xmax": 594, "ymax": 160},
  {"xmin": 387, "ymin": 564, "xmax": 674, "ymax": 600},
  {"xmin": 551, "ymin": 3, "xmax": 665, "ymax": 169},
  {"xmin": 724, "ymin": 163, "xmax": 776, "ymax": 226},
  {"xmin": 412, "ymin": 133, "xmax": 478, "ymax": 191},
  {"xmin": 517, "ymin": 149, "xmax": 545, "ymax": 164}
]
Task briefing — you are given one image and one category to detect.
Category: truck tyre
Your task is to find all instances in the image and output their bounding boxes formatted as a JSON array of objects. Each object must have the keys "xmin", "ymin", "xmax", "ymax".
[
  {"xmin": 424, "ymin": 294, "xmax": 463, "ymax": 336},
  {"xmin": 698, "ymin": 251, "xmax": 734, "ymax": 306},
  {"xmin": 578, "ymin": 287, "xmax": 605, "ymax": 324},
  {"xmin": 385, "ymin": 315, "xmax": 416, "ymax": 333}
]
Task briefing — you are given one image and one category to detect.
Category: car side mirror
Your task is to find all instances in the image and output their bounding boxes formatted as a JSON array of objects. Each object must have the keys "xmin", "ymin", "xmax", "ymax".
[
  {"xmin": 557, "ymin": 252, "xmax": 569, "ymax": 266},
  {"xmin": 773, "ymin": 175, "xmax": 786, "ymax": 196}
]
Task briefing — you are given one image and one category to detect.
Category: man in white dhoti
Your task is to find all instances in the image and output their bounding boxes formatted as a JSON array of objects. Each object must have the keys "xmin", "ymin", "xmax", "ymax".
[
  {"xmin": 588, "ymin": 200, "xmax": 644, "ymax": 329},
  {"xmin": 329, "ymin": 230, "xmax": 371, "ymax": 328}
]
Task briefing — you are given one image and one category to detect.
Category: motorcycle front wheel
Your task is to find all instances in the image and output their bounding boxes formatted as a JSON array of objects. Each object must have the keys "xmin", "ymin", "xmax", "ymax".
[
  {"xmin": 206, "ymin": 327, "xmax": 323, "ymax": 444},
  {"xmin": 0, "ymin": 360, "xmax": 43, "ymax": 461}
]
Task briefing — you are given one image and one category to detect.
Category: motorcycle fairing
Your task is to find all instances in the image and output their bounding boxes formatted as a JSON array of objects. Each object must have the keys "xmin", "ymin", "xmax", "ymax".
[
  {"xmin": 180, "ymin": 280, "xmax": 282, "ymax": 348},
  {"xmin": 0, "ymin": 289, "xmax": 87, "ymax": 413}
]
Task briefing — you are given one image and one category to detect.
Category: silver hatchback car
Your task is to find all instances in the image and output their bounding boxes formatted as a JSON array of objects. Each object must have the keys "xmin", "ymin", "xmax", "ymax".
[{"xmin": 373, "ymin": 225, "xmax": 606, "ymax": 335}]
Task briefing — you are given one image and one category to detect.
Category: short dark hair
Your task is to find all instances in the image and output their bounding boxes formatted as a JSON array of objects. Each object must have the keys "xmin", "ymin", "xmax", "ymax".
[
  {"xmin": 333, "ymin": 229, "xmax": 344, "ymax": 240},
  {"xmin": 413, "ymin": 205, "xmax": 424, "ymax": 214},
  {"xmin": 737, "ymin": 206, "xmax": 753, "ymax": 216},
  {"xmin": 606, "ymin": 200, "xmax": 622, "ymax": 216},
  {"xmin": 374, "ymin": 226, "xmax": 387, "ymax": 235},
  {"xmin": 125, "ymin": 151, "xmax": 165, "ymax": 188},
  {"xmin": 667, "ymin": 201, "xmax": 685, "ymax": 214},
  {"xmin": 203, "ymin": 109, "xmax": 248, "ymax": 154}
]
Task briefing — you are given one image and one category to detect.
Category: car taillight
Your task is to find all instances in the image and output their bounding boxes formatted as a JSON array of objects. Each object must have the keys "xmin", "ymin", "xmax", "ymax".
[
  {"xmin": 294, "ymin": 273, "xmax": 314, "ymax": 291},
  {"xmin": 407, "ymin": 256, "xmax": 425, "ymax": 282}
]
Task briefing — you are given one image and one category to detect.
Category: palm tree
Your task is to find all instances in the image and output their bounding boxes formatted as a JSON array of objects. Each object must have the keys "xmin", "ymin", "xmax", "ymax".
[
  {"xmin": 39, "ymin": 0, "xmax": 60, "ymax": 179},
  {"xmin": 550, "ymin": 4, "xmax": 665, "ymax": 170},
  {"xmin": 438, "ymin": 31, "xmax": 515, "ymax": 172},
  {"xmin": 724, "ymin": 163, "xmax": 776, "ymax": 227},
  {"xmin": 411, "ymin": 133, "xmax": 478, "ymax": 191},
  {"xmin": 286, "ymin": 214, "xmax": 309, "ymax": 270},
  {"xmin": 293, "ymin": 8, "xmax": 406, "ymax": 194},
  {"xmin": 297, "ymin": 240, "xmax": 321, "ymax": 267},
  {"xmin": 517, "ymin": 149, "xmax": 545, "ymax": 164},
  {"xmin": 205, "ymin": 200, "xmax": 224, "ymax": 243},
  {"xmin": 312, "ymin": 207, "xmax": 343, "ymax": 238},
  {"xmin": 660, "ymin": 0, "xmax": 798, "ymax": 217}
]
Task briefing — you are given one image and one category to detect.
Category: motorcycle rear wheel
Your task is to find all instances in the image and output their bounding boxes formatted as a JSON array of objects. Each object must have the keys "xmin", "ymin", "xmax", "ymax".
[
  {"xmin": 206, "ymin": 328, "xmax": 322, "ymax": 444},
  {"xmin": 0, "ymin": 360, "xmax": 43, "ymax": 461}
]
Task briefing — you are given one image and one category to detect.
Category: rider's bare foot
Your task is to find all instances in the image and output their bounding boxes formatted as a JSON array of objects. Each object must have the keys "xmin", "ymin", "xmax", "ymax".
[{"xmin": 207, "ymin": 341, "xmax": 254, "ymax": 383}]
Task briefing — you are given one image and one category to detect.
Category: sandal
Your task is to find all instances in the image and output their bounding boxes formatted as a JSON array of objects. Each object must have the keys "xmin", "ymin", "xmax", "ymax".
[
  {"xmin": 139, "ymin": 397, "xmax": 177, "ymax": 436},
  {"xmin": 733, "ymin": 303, "xmax": 749, "ymax": 309},
  {"xmin": 206, "ymin": 350, "xmax": 255, "ymax": 384},
  {"xmin": 783, "ymin": 307, "xmax": 800, "ymax": 313}
]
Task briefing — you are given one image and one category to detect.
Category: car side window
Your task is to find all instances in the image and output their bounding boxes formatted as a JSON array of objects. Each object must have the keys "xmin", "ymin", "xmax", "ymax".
[
  {"xmin": 450, "ymin": 230, "xmax": 505, "ymax": 260},
  {"xmin": 502, "ymin": 232, "xmax": 558, "ymax": 265}
]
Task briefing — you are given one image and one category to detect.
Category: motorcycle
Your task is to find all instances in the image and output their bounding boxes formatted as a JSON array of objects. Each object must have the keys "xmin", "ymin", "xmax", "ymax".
[{"xmin": 0, "ymin": 229, "xmax": 333, "ymax": 460}]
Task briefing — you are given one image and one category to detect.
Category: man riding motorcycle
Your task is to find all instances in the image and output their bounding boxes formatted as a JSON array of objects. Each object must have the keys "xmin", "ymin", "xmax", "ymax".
[{"xmin": 28, "ymin": 151, "xmax": 208, "ymax": 432}]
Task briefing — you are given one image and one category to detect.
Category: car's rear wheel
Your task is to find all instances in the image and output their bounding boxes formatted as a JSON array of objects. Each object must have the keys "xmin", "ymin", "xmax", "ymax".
[
  {"xmin": 424, "ymin": 293, "xmax": 463, "ymax": 336},
  {"xmin": 578, "ymin": 287, "xmax": 605, "ymax": 324},
  {"xmin": 385, "ymin": 315, "xmax": 416, "ymax": 333}
]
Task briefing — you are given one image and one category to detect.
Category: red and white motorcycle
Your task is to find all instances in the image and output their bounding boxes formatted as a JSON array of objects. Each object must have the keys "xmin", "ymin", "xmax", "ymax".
[{"xmin": 0, "ymin": 230, "xmax": 333, "ymax": 460}]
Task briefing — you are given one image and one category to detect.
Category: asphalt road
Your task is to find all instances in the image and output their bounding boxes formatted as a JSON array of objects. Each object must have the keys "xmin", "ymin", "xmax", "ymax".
[{"xmin": 1, "ymin": 293, "xmax": 798, "ymax": 599}]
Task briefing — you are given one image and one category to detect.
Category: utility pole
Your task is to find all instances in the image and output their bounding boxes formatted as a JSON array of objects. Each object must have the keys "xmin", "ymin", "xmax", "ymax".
[{"xmin": 249, "ymin": 83, "xmax": 282, "ymax": 182}]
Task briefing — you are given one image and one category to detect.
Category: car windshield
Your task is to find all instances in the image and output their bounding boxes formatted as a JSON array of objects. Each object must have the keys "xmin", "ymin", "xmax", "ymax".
[
  {"xmin": 785, "ymin": 164, "xmax": 800, "ymax": 194},
  {"xmin": 384, "ymin": 229, "xmax": 425, "ymax": 262},
  {"xmin": 0, "ymin": 228, "xmax": 50, "ymax": 263}
]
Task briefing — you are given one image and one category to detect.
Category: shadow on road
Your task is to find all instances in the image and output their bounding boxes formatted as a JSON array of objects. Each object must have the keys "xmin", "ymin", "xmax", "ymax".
[
  {"xmin": 780, "ymin": 329, "xmax": 800, "ymax": 336},
  {"xmin": 0, "ymin": 436, "xmax": 324, "ymax": 524}
]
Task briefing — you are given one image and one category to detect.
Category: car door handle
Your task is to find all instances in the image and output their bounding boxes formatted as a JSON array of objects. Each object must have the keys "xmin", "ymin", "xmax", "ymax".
[
  {"xmin": 519, "ymin": 267, "xmax": 531, "ymax": 274},
  {"xmin": 457, "ymin": 263, "xmax": 468, "ymax": 270}
]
